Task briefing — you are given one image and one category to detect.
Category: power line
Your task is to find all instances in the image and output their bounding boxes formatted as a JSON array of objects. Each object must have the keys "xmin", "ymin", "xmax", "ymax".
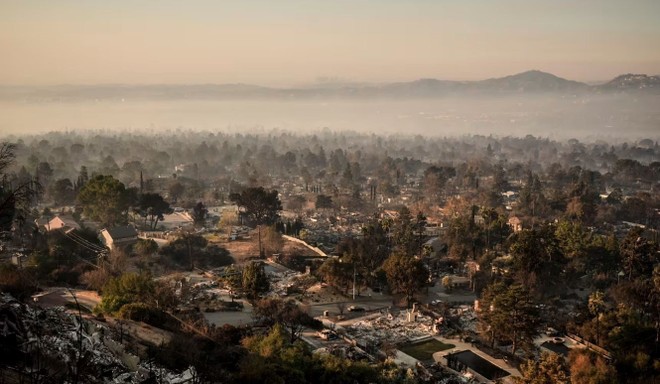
[{"xmin": 66, "ymin": 229, "xmax": 107, "ymax": 252}]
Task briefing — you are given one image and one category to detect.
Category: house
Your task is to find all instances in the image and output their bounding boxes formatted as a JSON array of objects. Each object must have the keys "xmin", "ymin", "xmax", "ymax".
[
  {"xmin": 491, "ymin": 254, "xmax": 514, "ymax": 276},
  {"xmin": 424, "ymin": 237, "xmax": 446, "ymax": 258},
  {"xmin": 99, "ymin": 225, "xmax": 139, "ymax": 250},
  {"xmin": 508, "ymin": 216, "xmax": 523, "ymax": 232},
  {"xmin": 44, "ymin": 215, "xmax": 80, "ymax": 232}
]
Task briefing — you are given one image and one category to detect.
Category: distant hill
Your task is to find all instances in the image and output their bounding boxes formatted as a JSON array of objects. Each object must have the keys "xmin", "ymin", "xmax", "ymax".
[
  {"xmin": 597, "ymin": 74, "xmax": 660, "ymax": 92},
  {"xmin": 475, "ymin": 70, "xmax": 589, "ymax": 93},
  {"xmin": 1, "ymin": 70, "xmax": 657, "ymax": 101}
]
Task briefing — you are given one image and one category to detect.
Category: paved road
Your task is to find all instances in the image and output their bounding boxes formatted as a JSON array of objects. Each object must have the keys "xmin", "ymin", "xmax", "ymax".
[
  {"xmin": 203, "ymin": 301, "xmax": 254, "ymax": 327},
  {"xmin": 33, "ymin": 288, "xmax": 101, "ymax": 311},
  {"xmin": 307, "ymin": 295, "xmax": 394, "ymax": 318}
]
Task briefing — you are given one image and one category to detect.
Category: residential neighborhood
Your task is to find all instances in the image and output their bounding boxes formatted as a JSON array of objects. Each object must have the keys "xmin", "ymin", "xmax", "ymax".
[{"xmin": 1, "ymin": 131, "xmax": 658, "ymax": 383}]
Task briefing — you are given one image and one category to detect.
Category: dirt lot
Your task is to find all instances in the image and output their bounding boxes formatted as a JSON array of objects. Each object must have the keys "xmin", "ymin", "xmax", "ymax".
[
  {"xmin": 208, "ymin": 229, "xmax": 317, "ymax": 265},
  {"xmin": 104, "ymin": 317, "xmax": 173, "ymax": 346}
]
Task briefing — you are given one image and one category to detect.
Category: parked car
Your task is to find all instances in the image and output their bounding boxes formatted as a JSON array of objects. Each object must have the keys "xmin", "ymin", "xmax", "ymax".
[
  {"xmin": 318, "ymin": 330, "xmax": 338, "ymax": 340},
  {"xmin": 347, "ymin": 305, "xmax": 365, "ymax": 312}
]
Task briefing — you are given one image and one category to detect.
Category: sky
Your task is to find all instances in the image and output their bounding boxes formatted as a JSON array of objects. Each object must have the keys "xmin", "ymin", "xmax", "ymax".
[{"xmin": 2, "ymin": 0, "xmax": 660, "ymax": 86}]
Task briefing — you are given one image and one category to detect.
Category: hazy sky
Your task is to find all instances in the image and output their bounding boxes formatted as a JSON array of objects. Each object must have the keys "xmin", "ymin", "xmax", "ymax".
[{"xmin": 2, "ymin": 0, "xmax": 659, "ymax": 86}]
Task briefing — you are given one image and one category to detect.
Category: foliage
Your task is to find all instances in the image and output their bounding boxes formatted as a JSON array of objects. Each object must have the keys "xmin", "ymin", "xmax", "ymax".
[
  {"xmin": 0, "ymin": 142, "xmax": 41, "ymax": 230},
  {"xmin": 517, "ymin": 171, "xmax": 549, "ymax": 219},
  {"xmin": 587, "ymin": 290, "xmax": 606, "ymax": 345},
  {"xmin": 192, "ymin": 201, "xmax": 208, "ymax": 224},
  {"xmin": 253, "ymin": 298, "xmax": 322, "ymax": 343},
  {"xmin": 80, "ymin": 268, "xmax": 112, "ymax": 292},
  {"xmin": 334, "ymin": 215, "xmax": 391, "ymax": 291},
  {"xmin": 134, "ymin": 238, "xmax": 159, "ymax": 257},
  {"xmin": 514, "ymin": 352, "xmax": 569, "ymax": 384},
  {"xmin": 619, "ymin": 227, "xmax": 656, "ymax": 282},
  {"xmin": 382, "ymin": 253, "xmax": 428, "ymax": 307},
  {"xmin": 569, "ymin": 350, "xmax": 617, "ymax": 384},
  {"xmin": 262, "ymin": 225, "xmax": 284, "ymax": 255},
  {"xmin": 97, "ymin": 272, "xmax": 156, "ymax": 313},
  {"xmin": 136, "ymin": 192, "xmax": 172, "ymax": 229},
  {"xmin": 49, "ymin": 178, "xmax": 75, "ymax": 206},
  {"xmin": 242, "ymin": 261, "xmax": 270, "ymax": 300},
  {"xmin": 423, "ymin": 165, "xmax": 455, "ymax": 202},
  {"xmin": 231, "ymin": 186, "xmax": 283, "ymax": 258},
  {"xmin": 0, "ymin": 263, "xmax": 38, "ymax": 301},
  {"xmin": 77, "ymin": 174, "xmax": 133, "ymax": 227},
  {"xmin": 391, "ymin": 206, "xmax": 415, "ymax": 255},
  {"xmin": 479, "ymin": 282, "xmax": 540, "ymax": 354},
  {"xmin": 117, "ymin": 302, "xmax": 170, "ymax": 326},
  {"xmin": 316, "ymin": 258, "xmax": 352, "ymax": 294},
  {"xmin": 508, "ymin": 226, "xmax": 565, "ymax": 294},
  {"xmin": 230, "ymin": 186, "xmax": 282, "ymax": 227},
  {"xmin": 168, "ymin": 182, "xmax": 185, "ymax": 203}
]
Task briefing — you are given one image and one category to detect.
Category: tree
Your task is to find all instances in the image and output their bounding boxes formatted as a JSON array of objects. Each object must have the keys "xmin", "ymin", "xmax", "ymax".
[
  {"xmin": 242, "ymin": 261, "xmax": 270, "ymax": 300},
  {"xmin": 80, "ymin": 268, "xmax": 112, "ymax": 292},
  {"xmin": 262, "ymin": 225, "xmax": 284, "ymax": 256},
  {"xmin": 49, "ymin": 178, "xmax": 75, "ymax": 206},
  {"xmin": 219, "ymin": 209, "xmax": 239, "ymax": 240},
  {"xmin": 242, "ymin": 322, "xmax": 290, "ymax": 359},
  {"xmin": 137, "ymin": 192, "xmax": 172, "ymax": 230},
  {"xmin": 98, "ymin": 272, "xmax": 156, "ymax": 313},
  {"xmin": 0, "ymin": 142, "xmax": 41, "ymax": 230},
  {"xmin": 588, "ymin": 291, "xmax": 606, "ymax": 346},
  {"xmin": 252, "ymin": 298, "xmax": 321, "ymax": 343},
  {"xmin": 77, "ymin": 175, "xmax": 133, "ymax": 227},
  {"xmin": 192, "ymin": 201, "xmax": 208, "ymax": 225},
  {"xmin": 160, "ymin": 233, "xmax": 208, "ymax": 270},
  {"xmin": 0, "ymin": 263, "xmax": 37, "ymax": 301},
  {"xmin": 316, "ymin": 258, "xmax": 352, "ymax": 294},
  {"xmin": 134, "ymin": 238, "xmax": 159, "ymax": 257},
  {"xmin": 392, "ymin": 206, "xmax": 415, "ymax": 255},
  {"xmin": 514, "ymin": 352, "xmax": 569, "ymax": 384},
  {"xmin": 382, "ymin": 253, "xmax": 428, "ymax": 308},
  {"xmin": 508, "ymin": 226, "xmax": 564, "ymax": 294},
  {"xmin": 230, "ymin": 187, "xmax": 282, "ymax": 258},
  {"xmin": 36, "ymin": 161, "xmax": 54, "ymax": 187},
  {"xmin": 168, "ymin": 182, "xmax": 185, "ymax": 203},
  {"xmin": 423, "ymin": 165, "xmax": 455, "ymax": 202},
  {"xmin": 569, "ymin": 350, "xmax": 617, "ymax": 384},
  {"xmin": 336, "ymin": 216, "xmax": 391, "ymax": 291},
  {"xmin": 76, "ymin": 166, "xmax": 89, "ymax": 191},
  {"xmin": 517, "ymin": 171, "xmax": 548, "ymax": 220},
  {"xmin": 479, "ymin": 282, "xmax": 540, "ymax": 354},
  {"xmin": 619, "ymin": 227, "xmax": 655, "ymax": 282},
  {"xmin": 315, "ymin": 194, "xmax": 333, "ymax": 210}
]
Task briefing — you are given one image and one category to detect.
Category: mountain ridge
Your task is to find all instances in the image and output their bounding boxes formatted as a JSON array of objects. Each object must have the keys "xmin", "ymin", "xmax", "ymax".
[{"xmin": 1, "ymin": 70, "xmax": 658, "ymax": 101}]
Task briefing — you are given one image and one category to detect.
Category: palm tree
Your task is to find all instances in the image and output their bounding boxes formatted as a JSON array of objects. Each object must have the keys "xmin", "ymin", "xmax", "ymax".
[{"xmin": 588, "ymin": 290, "xmax": 606, "ymax": 345}]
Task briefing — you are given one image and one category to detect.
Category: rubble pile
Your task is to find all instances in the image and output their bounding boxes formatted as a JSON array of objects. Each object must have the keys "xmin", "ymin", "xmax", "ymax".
[
  {"xmin": 0, "ymin": 293, "xmax": 129, "ymax": 382},
  {"xmin": 313, "ymin": 344, "xmax": 373, "ymax": 362},
  {"xmin": 450, "ymin": 306, "xmax": 477, "ymax": 334},
  {"xmin": 0, "ymin": 293, "xmax": 198, "ymax": 383},
  {"xmin": 346, "ymin": 310, "xmax": 437, "ymax": 346},
  {"xmin": 268, "ymin": 269, "xmax": 304, "ymax": 296}
]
